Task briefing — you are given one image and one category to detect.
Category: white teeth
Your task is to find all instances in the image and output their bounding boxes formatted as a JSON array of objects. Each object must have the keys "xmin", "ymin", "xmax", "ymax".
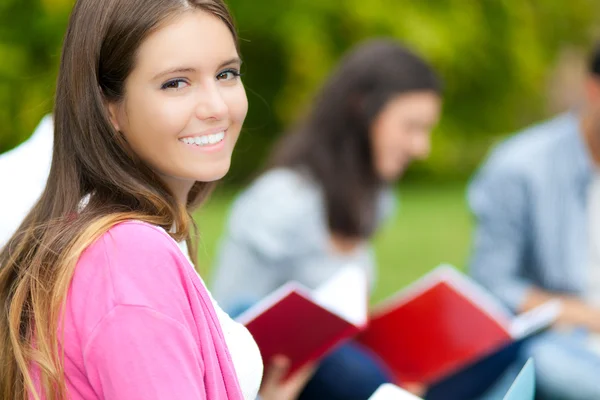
[{"xmin": 180, "ymin": 131, "xmax": 225, "ymax": 147}]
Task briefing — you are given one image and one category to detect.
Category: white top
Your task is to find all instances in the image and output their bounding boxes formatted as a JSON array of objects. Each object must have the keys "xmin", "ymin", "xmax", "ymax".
[
  {"xmin": 587, "ymin": 172, "xmax": 600, "ymax": 307},
  {"xmin": 0, "ymin": 115, "xmax": 53, "ymax": 248},
  {"xmin": 177, "ymin": 241, "xmax": 263, "ymax": 400}
]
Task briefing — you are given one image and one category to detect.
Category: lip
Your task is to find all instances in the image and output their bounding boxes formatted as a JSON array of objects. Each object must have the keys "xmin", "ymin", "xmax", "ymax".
[
  {"xmin": 179, "ymin": 130, "xmax": 227, "ymax": 153},
  {"xmin": 179, "ymin": 127, "xmax": 228, "ymax": 140}
]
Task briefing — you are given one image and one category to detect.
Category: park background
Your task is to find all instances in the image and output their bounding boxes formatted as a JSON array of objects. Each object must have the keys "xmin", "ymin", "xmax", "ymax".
[{"xmin": 1, "ymin": 0, "xmax": 599, "ymax": 301}]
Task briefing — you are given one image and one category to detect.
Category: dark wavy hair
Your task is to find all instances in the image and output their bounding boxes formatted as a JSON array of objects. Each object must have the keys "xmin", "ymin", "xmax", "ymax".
[{"xmin": 271, "ymin": 39, "xmax": 442, "ymax": 238}]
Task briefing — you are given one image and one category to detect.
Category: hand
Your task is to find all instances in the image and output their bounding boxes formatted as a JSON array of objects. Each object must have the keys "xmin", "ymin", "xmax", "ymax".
[
  {"xmin": 557, "ymin": 297, "xmax": 600, "ymax": 333},
  {"xmin": 521, "ymin": 288, "xmax": 600, "ymax": 333},
  {"xmin": 259, "ymin": 356, "xmax": 316, "ymax": 400}
]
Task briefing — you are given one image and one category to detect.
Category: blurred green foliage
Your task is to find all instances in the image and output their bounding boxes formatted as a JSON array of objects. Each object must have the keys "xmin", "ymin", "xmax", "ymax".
[{"xmin": 1, "ymin": 0, "xmax": 599, "ymax": 182}]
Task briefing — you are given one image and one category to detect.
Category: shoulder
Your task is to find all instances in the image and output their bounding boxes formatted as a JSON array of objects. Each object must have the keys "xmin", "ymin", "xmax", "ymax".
[
  {"xmin": 72, "ymin": 221, "xmax": 191, "ymax": 309},
  {"xmin": 244, "ymin": 168, "xmax": 315, "ymax": 202},
  {"xmin": 479, "ymin": 113, "xmax": 578, "ymax": 178},
  {"xmin": 228, "ymin": 168, "xmax": 321, "ymax": 226},
  {"xmin": 467, "ymin": 115, "xmax": 579, "ymax": 212},
  {"xmin": 96, "ymin": 220, "xmax": 178, "ymax": 256}
]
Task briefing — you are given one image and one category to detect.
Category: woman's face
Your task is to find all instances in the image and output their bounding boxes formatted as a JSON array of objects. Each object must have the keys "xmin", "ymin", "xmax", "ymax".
[
  {"xmin": 370, "ymin": 91, "xmax": 441, "ymax": 182},
  {"xmin": 107, "ymin": 10, "xmax": 247, "ymax": 202}
]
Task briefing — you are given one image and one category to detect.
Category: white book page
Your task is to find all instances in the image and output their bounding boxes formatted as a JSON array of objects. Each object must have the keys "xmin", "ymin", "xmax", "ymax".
[
  {"xmin": 368, "ymin": 384, "xmax": 423, "ymax": 400},
  {"xmin": 311, "ymin": 264, "xmax": 368, "ymax": 327},
  {"xmin": 235, "ymin": 281, "xmax": 312, "ymax": 326},
  {"xmin": 509, "ymin": 299, "xmax": 562, "ymax": 339}
]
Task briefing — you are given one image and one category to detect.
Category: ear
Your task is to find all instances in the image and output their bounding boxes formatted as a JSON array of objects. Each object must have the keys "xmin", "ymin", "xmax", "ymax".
[{"xmin": 105, "ymin": 99, "xmax": 122, "ymax": 132}]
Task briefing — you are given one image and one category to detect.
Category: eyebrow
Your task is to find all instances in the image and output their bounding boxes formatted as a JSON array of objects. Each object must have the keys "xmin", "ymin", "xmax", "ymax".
[
  {"xmin": 218, "ymin": 57, "xmax": 243, "ymax": 69},
  {"xmin": 152, "ymin": 57, "xmax": 243, "ymax": 81}
]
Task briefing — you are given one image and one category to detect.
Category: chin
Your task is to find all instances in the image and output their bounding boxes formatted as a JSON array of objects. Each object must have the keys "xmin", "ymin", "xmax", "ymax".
[
  {"xmin": 382, "ymin": 167, "xmax": 407, "ymax": 183},
  {"xmin": 194, "ymin": 160, "xmax": 232, "ymax": 182}
]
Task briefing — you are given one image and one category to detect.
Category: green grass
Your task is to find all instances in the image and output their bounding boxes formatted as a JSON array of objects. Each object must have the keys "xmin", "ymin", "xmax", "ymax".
[
  {"xmin": 193, "ymin": 181, "xmax": 474, "ymax": 304},
  {"xmin": 371, "ymin": 181, "xmax": 473, "ymax": 302}
]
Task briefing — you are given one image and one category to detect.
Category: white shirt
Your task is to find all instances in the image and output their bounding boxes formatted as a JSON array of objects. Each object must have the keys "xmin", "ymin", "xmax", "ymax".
[
  {"xmin": 176, "ymin": 241, "xmax": 263, "ymax": 400},
  {"xmin": 0, "ymin": 115, "xmax": 53, "ymax": 247}
]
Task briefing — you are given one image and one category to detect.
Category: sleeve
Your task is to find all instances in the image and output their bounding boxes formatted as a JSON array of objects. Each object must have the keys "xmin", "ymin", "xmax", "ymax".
[
  {"xmin": 211, "ymin": 170, "xmax": 316, "ymax": 311},
  {"xmin": 225, "ymin": 171, "xmax": 312, "ymax": 262},
  {"xmin": 83, "ymin": 305, "xmax": 206, "ymax": 400},
  {"xmin": 467, "ymin": 159, "xmax": 533, "ymax": 312}
]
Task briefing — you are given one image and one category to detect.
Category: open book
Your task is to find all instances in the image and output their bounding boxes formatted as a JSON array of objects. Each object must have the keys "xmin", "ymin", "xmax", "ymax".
[
  {"xmin": 236, "ymin": 264, "xmax": 368, "ymax": 376},
  {"xmin": 237, "ymin": 264, "xmax": 558, "ymax": 385},
  {"xmin": 358, "ymin": 265, "xmax": 560, "ymax": 386},
  {"xmin": 369, "ymin": 359, "xmax": 536, "ymax": 400}
]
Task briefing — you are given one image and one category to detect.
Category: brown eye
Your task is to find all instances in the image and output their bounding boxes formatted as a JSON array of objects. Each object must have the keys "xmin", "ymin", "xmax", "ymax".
[
  {"xmin": 161, "ymin": 79, "xmax": 189, "ymax": 90},
  {"xmin": 216, "ymin": 69, "xmax": 241, "ymax": 81}
]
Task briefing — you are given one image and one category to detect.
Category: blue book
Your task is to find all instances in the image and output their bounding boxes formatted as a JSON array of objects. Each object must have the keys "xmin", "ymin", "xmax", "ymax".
[
  {"xmin": 425, "ymin": 349, "xmax": 535, "ymax": 400},
  {"xmin": 369, "ymin": 360, "xmax": 535, "ymax": 400},
  {"xmin": 370, "ymin": 360, "xmax": 535, "ymax": 400},
  {"xmin": 425, "ymin": 337, "xmax": 525, "ymax": 399},
  {"xmin": 503, "ymin": 359, "xmax": 535, "ymax": 400}
]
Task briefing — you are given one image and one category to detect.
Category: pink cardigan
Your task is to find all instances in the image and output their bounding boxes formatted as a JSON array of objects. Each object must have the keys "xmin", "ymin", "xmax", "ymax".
[{"xmin": 36, "ymin": 221, "xmax": 244, "ymax": 399}]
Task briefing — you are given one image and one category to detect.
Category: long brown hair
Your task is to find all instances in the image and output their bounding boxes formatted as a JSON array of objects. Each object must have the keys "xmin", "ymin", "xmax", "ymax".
[
  {"xmin": 0, "ymin": 0, "xmax": 238, "ymax": 399},
  {"xmin": 271, "ymin": 40, "xmax": 441, "ymax": 238}
]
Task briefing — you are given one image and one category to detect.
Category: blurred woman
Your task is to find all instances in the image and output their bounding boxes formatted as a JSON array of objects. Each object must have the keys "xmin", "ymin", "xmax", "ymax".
[{"xmin": 212, "ymin": 39, "xmax": 443, "ymax": 400}]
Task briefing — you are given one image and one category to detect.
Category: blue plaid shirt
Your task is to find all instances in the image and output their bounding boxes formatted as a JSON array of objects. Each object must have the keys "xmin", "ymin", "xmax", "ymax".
[{"xmin": 468, "ymin": 112, "xmax": 594, "ymax": 311}]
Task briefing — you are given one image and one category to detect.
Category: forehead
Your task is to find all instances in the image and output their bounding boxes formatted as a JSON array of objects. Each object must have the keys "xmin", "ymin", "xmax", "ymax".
[
  {"xmin": 133, "ymin": 10, "xmax": 238, "ymax": 74},
  {"xmin": 384, "ymin": 91, "xmax": 441, "ymax": 116}
]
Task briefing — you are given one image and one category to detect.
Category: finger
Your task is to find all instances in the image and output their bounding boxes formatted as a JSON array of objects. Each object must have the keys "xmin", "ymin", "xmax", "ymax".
[
  {"xmin": 284, "ymin": 362, "xmax": 316, "ymax": 393},
  {"xmin": 262, "ymin": 355, "xmax": 291, "ymax": 388}
]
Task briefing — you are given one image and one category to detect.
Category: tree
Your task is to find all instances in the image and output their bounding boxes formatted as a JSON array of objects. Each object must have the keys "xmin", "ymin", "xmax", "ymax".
[{"xmin": 1, "ymin": 0, "xmax": 598, "ymax": 182}]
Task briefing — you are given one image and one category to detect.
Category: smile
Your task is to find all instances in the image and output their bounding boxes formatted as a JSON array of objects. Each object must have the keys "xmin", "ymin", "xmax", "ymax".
[{"xmin": 179, "ymin": 131, "xmax": 225, "ymax": 147}]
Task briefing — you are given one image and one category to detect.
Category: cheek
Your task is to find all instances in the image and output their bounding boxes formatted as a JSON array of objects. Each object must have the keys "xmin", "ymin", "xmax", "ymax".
[
  {"xmin": 124, "ymin": 91, "xmax": 192, "ymax": 140},
  {"xmin": 224, "ymin": 85, "xmax": 248, "ymax": 124},
  {"xmin": 372, "ymin": 130, "xmax": 398, "ymax": 169},
  {"xmin": 412, "ymin": 132, "xmax": 431, "ymax": 156},
  {"xmin": 375, "ymin": 124, "xmax": 407, "ymax": 157}
]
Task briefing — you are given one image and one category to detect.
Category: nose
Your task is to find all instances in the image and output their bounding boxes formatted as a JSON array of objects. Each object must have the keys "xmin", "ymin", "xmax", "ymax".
[{"xmin": 195, "ymin": 82, "xmax": 228, "ymax": 121}]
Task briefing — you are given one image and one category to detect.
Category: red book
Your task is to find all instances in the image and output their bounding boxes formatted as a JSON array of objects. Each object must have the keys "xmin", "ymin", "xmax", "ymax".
[
  {"xmin": 358, "ymin": 265, "xmax": 559, "ymax": 385},
  {"xmin": 236, "ymin": 265, "xmax": 369, "ymax": 376},
  {"xmin": 238, "ymin": 264, "xmax": 558, "ymax": 384}
]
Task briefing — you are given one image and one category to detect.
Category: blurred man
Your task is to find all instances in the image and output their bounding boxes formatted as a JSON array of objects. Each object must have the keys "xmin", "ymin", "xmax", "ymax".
[
  {"xmin": 0, "ymin": 115, "xmax": 53, "ymax": 247},
  {"xmin": 468, "ymin": 45, "xmax": 600, "ymax": 400}
]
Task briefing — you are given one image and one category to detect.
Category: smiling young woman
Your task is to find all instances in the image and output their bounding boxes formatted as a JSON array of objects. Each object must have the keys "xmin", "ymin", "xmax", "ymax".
[{"xmin": 0, "ymin": 1, "xmax": 295, "ymax": 399}]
